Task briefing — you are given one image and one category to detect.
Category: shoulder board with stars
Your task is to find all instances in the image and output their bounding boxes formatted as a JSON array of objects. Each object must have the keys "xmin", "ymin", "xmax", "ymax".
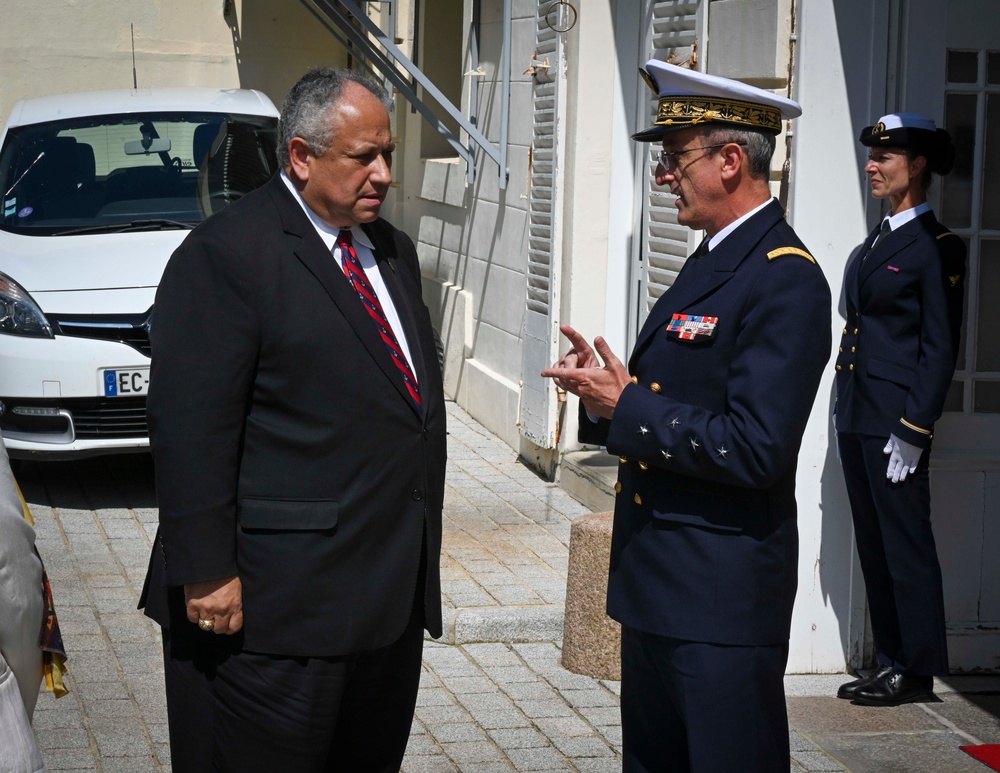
[{"xmin": 766, "ymin": 246, "xmax": 815, "ymax": 263}]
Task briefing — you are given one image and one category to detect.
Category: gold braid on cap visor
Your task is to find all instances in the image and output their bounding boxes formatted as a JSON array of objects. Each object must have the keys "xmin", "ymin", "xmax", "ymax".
[{"xmin": 655, "ymin": 96, "xmax": 782, "ymax": 132}]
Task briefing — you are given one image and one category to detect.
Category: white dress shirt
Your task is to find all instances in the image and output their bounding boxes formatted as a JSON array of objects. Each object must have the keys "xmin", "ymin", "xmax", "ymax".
[{"xmin": 280, "ymin": 172, "xmax": 418, "ymax": 383}]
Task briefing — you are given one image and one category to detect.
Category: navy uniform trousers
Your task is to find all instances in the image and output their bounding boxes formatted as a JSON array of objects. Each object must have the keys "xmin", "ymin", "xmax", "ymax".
[{"xmin": 837, "ymin": 433, "xmax": 948, "ymax": 675}]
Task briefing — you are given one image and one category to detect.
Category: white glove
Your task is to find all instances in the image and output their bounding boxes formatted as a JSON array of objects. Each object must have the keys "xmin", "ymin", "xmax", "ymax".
[{"xmin": 883, "ymin": 433, "xmax": 921, "ymax": 482}]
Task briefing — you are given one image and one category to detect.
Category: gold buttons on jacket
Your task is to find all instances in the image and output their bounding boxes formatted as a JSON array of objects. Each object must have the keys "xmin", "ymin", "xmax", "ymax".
[
  {"xmin": 839, "ymin": 347, "xmax": 843, "ymax": 353},
  {"xmin": 619, "ymin": 455, "xmax": 628, "ymax": 463},
  {"xmin": 843, "ymin": 328, "xmax": 847, "ymax": 335},
  {"xmin": 631, "ymin": 375, "xmax": 638, "ymax": 384},
  {"xmin": 836, "ymin": 365, "xmax": 842, "ymax": 371},
  {"xmin": 849, "ymin": 363, "xmax": 854, "ymax": 371},
  {"xmin": 851, "ymin": 346, "xmax": 856, "ymax": 353},
  {"xmin": 614, "ymin": 481, "xmax": 622, "ymax": 494},
  {"xmin": 638, "ymin": 461, "xmax": 649, "ymax": 470},
  {"xmin": 634, "ymin": 494, "xmax": 642, "ymax": 505},
  {"xmin": 650, "ymin": 383, "xmax": 661, "ymax": 393},
  {"xmin": 854, "ymin": 328, "xmax": 859, "ymax": 334}
]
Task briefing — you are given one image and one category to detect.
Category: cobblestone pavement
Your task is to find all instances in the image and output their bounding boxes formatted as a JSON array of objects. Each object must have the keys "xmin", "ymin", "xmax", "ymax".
[{"xmin": 14, "ymin": 402, "xmax": 998, "ymax": 772}]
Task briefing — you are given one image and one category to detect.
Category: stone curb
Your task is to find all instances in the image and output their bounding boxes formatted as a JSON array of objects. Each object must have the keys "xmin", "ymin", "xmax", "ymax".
[{"xmin": 441, "ymin": 604, "xmax": 565, "ymax": 645}]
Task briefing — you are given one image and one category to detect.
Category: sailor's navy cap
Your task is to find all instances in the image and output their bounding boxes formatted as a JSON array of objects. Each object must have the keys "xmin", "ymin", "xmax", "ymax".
[
  {"xmin": 860, "ymin": 112, "xmax": 956, "ymax": 175},
  {"xmin": 632, "ymin": 59, "xmax": 802, "ymax": 142}
]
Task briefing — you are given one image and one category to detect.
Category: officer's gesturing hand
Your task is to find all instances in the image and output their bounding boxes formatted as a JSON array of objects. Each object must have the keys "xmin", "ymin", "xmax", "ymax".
[{"xmin": 541, "ymin": 324, "xmax": 632, "ymax": 420}]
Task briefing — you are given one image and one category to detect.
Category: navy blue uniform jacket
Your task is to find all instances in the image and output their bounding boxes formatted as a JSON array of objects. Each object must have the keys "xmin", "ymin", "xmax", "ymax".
[
  {"xmin": 835, "ymin": 211, "xmax": 965, "ymax": 447},
  {"xmin": 139, "ymin": 175, "xmax": 447, "ymax": 658},
  {"xmin": 584, "ymin": 201, "xmax": 831, "ymax": 646}
]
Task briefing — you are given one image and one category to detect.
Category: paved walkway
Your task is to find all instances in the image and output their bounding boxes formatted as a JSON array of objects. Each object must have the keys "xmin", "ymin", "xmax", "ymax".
[{"xmin": 14, "ymin": 402, "xmax": 1000, "ymax": 772}]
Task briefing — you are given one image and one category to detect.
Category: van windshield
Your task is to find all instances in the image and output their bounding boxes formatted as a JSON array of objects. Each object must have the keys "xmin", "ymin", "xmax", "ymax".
[{"xmin": 0, "ymin": 111, "xmax": 278, "ymax": 235}]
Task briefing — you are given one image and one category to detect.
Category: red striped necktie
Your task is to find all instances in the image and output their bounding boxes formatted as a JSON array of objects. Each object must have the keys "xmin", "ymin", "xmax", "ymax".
[{"xmin": 337, "ymin": 230, "xmax": 422, "ymax": 408}]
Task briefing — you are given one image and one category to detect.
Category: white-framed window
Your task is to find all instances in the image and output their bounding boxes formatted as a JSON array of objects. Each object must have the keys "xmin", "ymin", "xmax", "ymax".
[{"xmin": 941, "ymin": 47, "xmax": 1000, "ymax": 413}]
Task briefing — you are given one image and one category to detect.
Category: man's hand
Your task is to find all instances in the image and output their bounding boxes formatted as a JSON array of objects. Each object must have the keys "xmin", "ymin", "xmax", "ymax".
[
  {"xmin": 544, "ymin": 324, "xmax": 600, "ymax": 390},
  {"xmin": 541, "ymin": 324, "xmax": 631, "ymax": 419},
  {"xmin": 185, "ymin": 575, "xmax": 243, "ymax": 635},
  {"xmin": 883, "ymin": 433, "xmax": 921, "ymax": 483}
]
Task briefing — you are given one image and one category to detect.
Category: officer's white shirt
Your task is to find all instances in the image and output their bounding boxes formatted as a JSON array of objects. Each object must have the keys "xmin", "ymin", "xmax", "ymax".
[
  {"xmin": 704, "ymin": 197, "xmax": 775, "ymax": 252},
  {"xmin": 881, "ymin": 201, "xmax": 931, "ymax": 234}
]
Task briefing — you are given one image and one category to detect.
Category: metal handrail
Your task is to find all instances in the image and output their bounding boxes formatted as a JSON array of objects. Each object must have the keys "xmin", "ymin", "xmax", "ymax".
[{"xmin": 304, "ymin": 0, "xmax": 510, "ymax": 189}]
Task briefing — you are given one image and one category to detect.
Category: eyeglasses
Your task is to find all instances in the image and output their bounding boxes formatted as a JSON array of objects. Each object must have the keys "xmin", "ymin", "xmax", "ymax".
[{"xmin": 656, "ymin": 142, "xmax": 746, "ymax": 170}]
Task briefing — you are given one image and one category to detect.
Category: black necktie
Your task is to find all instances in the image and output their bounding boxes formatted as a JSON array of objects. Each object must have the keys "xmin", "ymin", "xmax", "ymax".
[
  {"xmin": 862, "ymin": 219, "xmax": 891, "ymax": 262},
  {"xmin": 690, "ymin": 237, "xmax": 711, "ymax": 260}
]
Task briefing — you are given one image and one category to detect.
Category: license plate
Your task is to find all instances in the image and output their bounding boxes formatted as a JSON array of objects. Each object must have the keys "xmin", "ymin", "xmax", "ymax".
[{"xmin": 103, "ymin": 368, "xmax": 150, "ymax": 397}]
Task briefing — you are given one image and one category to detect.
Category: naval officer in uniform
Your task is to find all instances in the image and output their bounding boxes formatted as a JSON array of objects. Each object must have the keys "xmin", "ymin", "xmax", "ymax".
[
  {"xmin": 834, "ymin": 113, "xmax": 965, "ymax": 706},
  {"xmin": 543, "ymin": 61, "xmax": 831, "ymax": 772}
]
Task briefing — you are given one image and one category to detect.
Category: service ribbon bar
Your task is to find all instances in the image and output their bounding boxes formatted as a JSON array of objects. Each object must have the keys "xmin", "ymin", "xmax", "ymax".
[{"xmin": 667, "ymin": 314, "xmax": 719, "ymax": 340}]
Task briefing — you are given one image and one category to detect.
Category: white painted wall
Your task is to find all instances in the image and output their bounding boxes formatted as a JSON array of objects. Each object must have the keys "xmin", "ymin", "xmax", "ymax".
[
  {"xmin": 786, "ymin": 0, "xmax": 885, "ymax": 672},
  {"xmin": 551, "ymin": 2, "xmax": 624, "ymax": 458}
]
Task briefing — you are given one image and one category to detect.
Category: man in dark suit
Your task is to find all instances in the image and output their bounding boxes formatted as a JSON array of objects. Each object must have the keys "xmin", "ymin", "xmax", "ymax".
[
  {"xmin": 543, "ymin": 61, "xmax": 831, "ymax": 772},
  {"xmin": 139, "ymin": 68, "xmax": 446, "ymax": 772},
  {"xmin": 834, "ymin": 113, "xmax": 965, "ymax": 706}
]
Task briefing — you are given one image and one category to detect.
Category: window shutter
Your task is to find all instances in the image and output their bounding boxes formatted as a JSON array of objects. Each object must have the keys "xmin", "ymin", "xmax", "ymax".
[{"xmin": 638, "ymin": 1, "xmax": 701, "ymax": 316}]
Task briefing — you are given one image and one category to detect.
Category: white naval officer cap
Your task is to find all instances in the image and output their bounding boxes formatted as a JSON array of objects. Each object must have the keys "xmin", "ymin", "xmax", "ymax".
[
  {"xmin": 859, "ymin": 112, "xmax": 956, "ymax": 175},
  {"xmin": 632, "ymin": 59, "xmax": 802, "ymax": 142}
]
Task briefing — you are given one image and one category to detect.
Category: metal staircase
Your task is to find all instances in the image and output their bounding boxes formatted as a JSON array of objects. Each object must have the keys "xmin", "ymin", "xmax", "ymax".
[{"xmin": 301, "ymin": 0, "xmax": 510, "ymax": 188}]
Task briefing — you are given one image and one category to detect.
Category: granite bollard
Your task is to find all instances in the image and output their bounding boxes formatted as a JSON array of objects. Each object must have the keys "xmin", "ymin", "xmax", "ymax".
[{"xmin": 561, "ymin": 511, "xmax": 621, "ymax": 680}]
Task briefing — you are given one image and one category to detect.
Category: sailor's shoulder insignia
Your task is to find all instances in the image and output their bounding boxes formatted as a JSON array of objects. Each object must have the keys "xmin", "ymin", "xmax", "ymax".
[{"xmin": 767, "ymin": 246, "xmax": 815, "ymax": 263}]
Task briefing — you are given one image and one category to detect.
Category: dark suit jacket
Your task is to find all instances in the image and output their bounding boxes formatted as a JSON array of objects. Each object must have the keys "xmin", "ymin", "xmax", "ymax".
[
  {"xmin": 139, "ymin": 174, "xmax": 446, "ymax": 658},
  {"xmin": 835, "ymin": 211, "xmax": 965, "ymax": 447},
  {"xmin": 585, "ymin": 201, "xmax": 831, "ymax": 646}
]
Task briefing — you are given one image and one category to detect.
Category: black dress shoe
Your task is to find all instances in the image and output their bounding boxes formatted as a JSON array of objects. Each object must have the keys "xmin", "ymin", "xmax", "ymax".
[
  {"xmin": 851, "ymin": 668, "xmax": 934, "ymax": 706},
  {"xmin": 837, "ymin": 665, "xmax": 893, "ymax": 699}
]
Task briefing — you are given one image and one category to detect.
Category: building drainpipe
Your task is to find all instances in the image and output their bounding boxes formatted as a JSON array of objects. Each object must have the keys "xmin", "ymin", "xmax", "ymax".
[{"xmin": 778, "ymin": 0, "xmax": 798, "ymax": 210}]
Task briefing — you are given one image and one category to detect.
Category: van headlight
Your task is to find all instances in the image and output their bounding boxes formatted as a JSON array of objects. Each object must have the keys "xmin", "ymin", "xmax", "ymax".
[{"xmin": 0, "ymin": 271, "xmax": 54, "ymax": 338}]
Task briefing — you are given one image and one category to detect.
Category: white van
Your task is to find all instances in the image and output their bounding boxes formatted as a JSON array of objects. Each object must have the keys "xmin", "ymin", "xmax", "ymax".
[{"xmin": 0, "ymin": 88, "xmax": 279, "ymax": 459}]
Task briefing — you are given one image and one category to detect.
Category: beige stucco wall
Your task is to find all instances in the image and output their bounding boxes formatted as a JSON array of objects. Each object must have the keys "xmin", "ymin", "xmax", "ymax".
[{"xmin": 0, "ymin": 0, "xmax": 348, "ymax": 125}]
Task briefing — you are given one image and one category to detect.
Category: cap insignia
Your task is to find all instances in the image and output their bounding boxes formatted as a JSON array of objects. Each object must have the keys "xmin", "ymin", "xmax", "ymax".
[
  {"xmin": 872, "ymin": 122, "xmax": 886, "ymax": 134},
  {"xmin": 639, "ymin": 69, "xmax": 658, "ymax": 94}
]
